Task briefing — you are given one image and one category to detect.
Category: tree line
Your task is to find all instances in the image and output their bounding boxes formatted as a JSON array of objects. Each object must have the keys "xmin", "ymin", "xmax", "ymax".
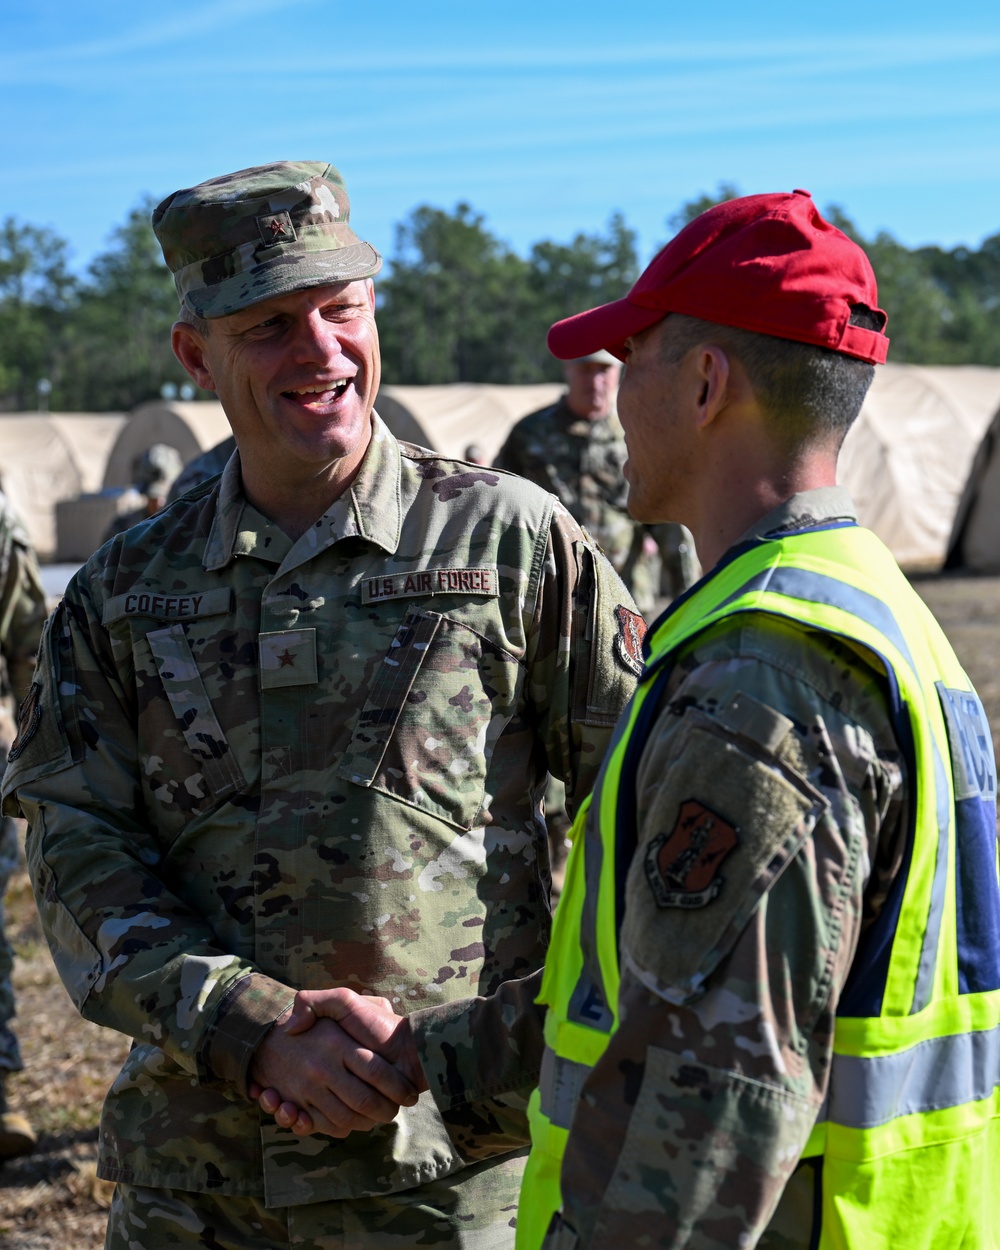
[{"xmin": 2, "ymin": 186, "xmax": 999, "ymax": 413}]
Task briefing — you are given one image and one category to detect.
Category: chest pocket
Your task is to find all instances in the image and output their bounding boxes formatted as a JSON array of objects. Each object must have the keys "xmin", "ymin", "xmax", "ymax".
[{"xmin": 338, "ymin": 609, "xmax": 520, "ymax": 830}]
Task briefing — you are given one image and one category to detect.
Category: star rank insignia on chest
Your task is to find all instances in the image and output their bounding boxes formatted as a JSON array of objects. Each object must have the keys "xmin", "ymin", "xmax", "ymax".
[
  {"xmin": 644, "ymin": 799, "xmax": 739, "ymax": 908},
  {"xmin": 256, "ymin": 210, "xmax": 296, "ymax": 246},
  {"xmin": 259, "ymin": 628, "xmax": 317, "ymax": 688}
]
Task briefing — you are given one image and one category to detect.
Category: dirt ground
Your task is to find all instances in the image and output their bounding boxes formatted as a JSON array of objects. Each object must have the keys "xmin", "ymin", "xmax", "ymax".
[{"xmin": 0, "ymin": 571, "xmax": 998, "ymax": 1248}]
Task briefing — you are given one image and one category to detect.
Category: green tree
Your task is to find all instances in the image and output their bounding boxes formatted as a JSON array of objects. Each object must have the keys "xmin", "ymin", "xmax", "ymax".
[
  {"xmin": 64, "ymin": 198, "xmax": 196, "ymax": 410},
  {"xmin": 376, "ymin": 205, "xmax": 639, "ymax": 384},
  {"xmin": 376, "ymin": 203, "xmax": 532, "ymax": 384},
  {"xmin": 0, "ymin": 218, "xmax": 77, "ymax": 410},
  {"xmin": 666, "ymin": 181, "xmax": 740, "ymax": 236},
  {"xmin": 525, "ymin": 213, "xmax": 639, "ymax": 379},
  {"xmin": 826, "ymin": 206, "xmax": 997, "ymax": 365}
]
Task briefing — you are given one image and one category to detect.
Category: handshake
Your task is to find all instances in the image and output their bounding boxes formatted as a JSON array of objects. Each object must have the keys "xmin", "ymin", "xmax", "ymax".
[{"xmin": 248, "ymin": 988, "xmax": 429, "ymax": 1140}]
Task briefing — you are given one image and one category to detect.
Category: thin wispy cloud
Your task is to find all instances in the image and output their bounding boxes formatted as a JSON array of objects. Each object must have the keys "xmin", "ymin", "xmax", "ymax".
[{"xmin": 3, "ymin": 0, "xmax": 999, "ymax": 265}]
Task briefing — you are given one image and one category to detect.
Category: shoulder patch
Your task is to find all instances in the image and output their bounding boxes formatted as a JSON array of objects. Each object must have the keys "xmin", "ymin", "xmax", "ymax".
[
  {"xmin": 8, "ymin": 682, "xmax": 42, "ymax": 762},
  {"xmin": 644, "ymin": 799, "xmax": 739, "ymax": 909},
  {"xmin": 613, "ymin": 604, "xmax": 646, "ymax": 676}
]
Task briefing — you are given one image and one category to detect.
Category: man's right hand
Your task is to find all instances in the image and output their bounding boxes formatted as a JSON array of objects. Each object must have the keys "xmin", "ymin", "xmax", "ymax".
[{"xmin": 249, "ymin": 990, "xmax": 421, "ymax": 1139}]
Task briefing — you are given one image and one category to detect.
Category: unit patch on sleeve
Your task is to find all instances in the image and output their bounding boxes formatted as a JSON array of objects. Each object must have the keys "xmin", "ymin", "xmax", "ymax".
[
  {"xmin": 362, "ymin": 567, "xmax": 499, "ymax": 604},
  {"xmin": 613, "ymin": 604, "xmax": 647, "ymax": 677},
  {"xmin": 644, "ymin": 799, "xmax": 739, "ymax": 908}
]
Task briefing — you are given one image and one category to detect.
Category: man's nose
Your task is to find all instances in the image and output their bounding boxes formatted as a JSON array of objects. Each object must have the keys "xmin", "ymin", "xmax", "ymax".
[{"xmin": 291, "ymin": 312, "xmax": 341, "ymax": 361}]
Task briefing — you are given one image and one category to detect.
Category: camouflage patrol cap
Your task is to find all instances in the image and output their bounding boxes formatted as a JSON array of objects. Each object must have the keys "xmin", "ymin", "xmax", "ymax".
[{"xmin": 152, "ymin": 161, "xmax": 382, "ymax": 318}]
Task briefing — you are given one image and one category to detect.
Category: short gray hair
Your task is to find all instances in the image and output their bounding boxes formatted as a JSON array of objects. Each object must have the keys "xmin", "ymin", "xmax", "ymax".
[
  {"xmin": 176, "ymin": 304, "xmax": 210, "ymax": 337},
  {"xmin": 659, "ymin": 310, "xmax": 881, "ymax": 451}
]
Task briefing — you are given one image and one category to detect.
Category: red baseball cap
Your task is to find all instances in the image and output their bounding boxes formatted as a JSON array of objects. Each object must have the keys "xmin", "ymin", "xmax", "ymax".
[{"xmin": 547, "ymin": 189, "xmax": 889, "ymax": 365}]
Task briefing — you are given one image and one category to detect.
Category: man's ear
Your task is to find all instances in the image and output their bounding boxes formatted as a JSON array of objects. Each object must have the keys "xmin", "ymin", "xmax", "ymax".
[
  {"xmin": 692, "ymin": 344, "xmax": 731, "ymax": 430},
  {"xmin": 172, "ymin": 322, "xmax": 217, "ymax": 393}
]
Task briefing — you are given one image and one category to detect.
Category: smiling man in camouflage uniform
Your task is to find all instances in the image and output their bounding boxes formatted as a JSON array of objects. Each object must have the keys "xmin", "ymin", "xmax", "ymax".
[{"xmin": 1, "ymin": 162, "xmax": 641, "ymax": 1247}]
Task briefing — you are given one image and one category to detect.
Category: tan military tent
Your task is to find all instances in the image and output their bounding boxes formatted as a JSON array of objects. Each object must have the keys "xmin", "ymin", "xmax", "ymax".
[
  {"xmin": 0, "ymin": 412, "xmax": 127, "ymax": 558},
  {"xmin": 6, "ymin": 367, "xmax": 1000, "ymax": 569},
  {"xmin": 376, "ymin": 383, "xmax": 564, "ymax": 461},
  {"xmin": 837, "ymin": 364, "xmax": 1000, "ymax": 570},
  {"xmin": 944, "ymin": 401, "xmax": 1000, "ymax": 572},
  {"xmin": 101, "ymin": 400, "xmax": 233, "ymax": 489}
]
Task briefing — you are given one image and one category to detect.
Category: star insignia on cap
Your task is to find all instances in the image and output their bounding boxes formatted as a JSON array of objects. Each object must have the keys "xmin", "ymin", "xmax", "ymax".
[
  {"xmin": 267, "ymin": 218, "xmax": 287, "ymax": 239},
  {"xmin": 278, "ymin": 649, "xmax": 296, "ymax": 667}
]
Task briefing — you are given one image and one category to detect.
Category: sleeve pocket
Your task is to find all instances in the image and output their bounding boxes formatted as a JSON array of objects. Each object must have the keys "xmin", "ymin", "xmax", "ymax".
[
  {"xmin": 572, "ymin": 542, "xmax": 643, "ymax": 729},
  {"xmin": 622, "ymin": 710, "xmax": 828, "ymax": 1005},
  {"xmin": 590, "ymin": 1044, "xmax": 815, "ymax": 1244},
  {"xmin": 26, "ymin": 807, "xmax": 102, "ymax": 1011}
]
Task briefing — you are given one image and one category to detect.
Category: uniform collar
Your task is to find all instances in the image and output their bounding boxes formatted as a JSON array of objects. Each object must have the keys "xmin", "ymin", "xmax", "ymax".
[
  {"xmin": 203, "ymin": 412, "xmax": 403, "ymax": 571},
  {"xmin": 734, "ymin": 485, "xmax": 857, "ymax": 548},
  {"xmin": 555, "ymin": 395, "xmax": 622, "ymax": 436}
]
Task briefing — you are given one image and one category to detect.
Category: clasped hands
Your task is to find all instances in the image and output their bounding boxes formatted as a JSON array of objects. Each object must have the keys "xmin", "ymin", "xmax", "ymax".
[{"xmin": 248, "ymin": 988, "xmax": 429, "ymax": 1139}]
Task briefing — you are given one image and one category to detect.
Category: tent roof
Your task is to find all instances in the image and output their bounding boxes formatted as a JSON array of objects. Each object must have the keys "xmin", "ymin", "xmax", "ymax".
[
  {"xmin": 0, "ymin": 412, "xmax": 127, "ymax": 557},
  {"xmin": 376, "ymin": 383, "xmax": 565, "ymax": 462},
  {"xmin": 838, "ymin": 364, "xmax": 1000, "ymax": 570},
  {"xmin": 103, "ymin": 400, "xmax": 232, "ymax": 489},
  {"xmin": 5, "ymin": 366, "xmax": 1000, "ymax": 569}
]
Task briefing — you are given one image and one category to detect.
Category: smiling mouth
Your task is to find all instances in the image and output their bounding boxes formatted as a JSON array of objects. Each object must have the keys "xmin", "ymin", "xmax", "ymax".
[{"xmin": 283, "ymin": 380, "xmax": 351, "ymax": 406}]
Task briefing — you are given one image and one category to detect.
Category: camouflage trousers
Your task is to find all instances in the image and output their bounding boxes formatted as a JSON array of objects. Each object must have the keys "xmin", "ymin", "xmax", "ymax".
[
  {"xmin": 0, "ymin": 814, "xmax": 23, "ymax": 1074},
  {"xmin": 105, "ymin": 1150, "xmax": 526, "ymax": 1249}
]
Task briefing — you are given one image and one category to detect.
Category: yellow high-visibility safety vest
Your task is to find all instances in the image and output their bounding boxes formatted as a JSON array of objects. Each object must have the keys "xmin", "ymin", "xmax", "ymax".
[{"xmin": 516, "ymin": 522, "xmax": 1000, "ymax": 1250}]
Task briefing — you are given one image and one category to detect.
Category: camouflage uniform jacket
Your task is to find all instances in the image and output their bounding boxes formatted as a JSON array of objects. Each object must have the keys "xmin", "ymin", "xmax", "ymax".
[
  {"xmin": 0, "ymin": 490, "xmax": 47, "ymax": 1074},
  {"xmin": 414, "ymin": 487, "xmax": 910, "ymax": 1249},
  {"xmin": 493, "ymin": 398, "xmax": 638, "ymax": 577},
  {"xmin": 1, "ymin": 415, "xmax": 640, "ymax": 1208},
  {"xmin": 0, "ymin": 491, "xmax": 47, "ymax": 712}
]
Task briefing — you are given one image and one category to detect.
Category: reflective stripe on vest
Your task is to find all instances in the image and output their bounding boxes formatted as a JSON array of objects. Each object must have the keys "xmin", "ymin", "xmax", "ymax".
[{"xmin": 516, "ymin": 522, "xmax": 1000, "ymax": 1250}]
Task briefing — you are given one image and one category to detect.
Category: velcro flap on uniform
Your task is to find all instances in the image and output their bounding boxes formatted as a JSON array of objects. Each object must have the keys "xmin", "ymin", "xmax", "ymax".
[
  {"xmin": 575, "ymin": 543, "xmax": 641, "ymax": 728},
  {"xmin": 622, "ymin": 712, "xmax": 827, "ymax": 1005},
  {"xmin": 361, "ymin": 567, "xmax": 498, "ymax": 604},
  {"xmin": 103, "ymin": 587, "xmax": 233, "ymax": 625},
  {"xmin": 714, "ymin": 690, "xmax": 795, "ymax": 755},
  {"xmin": 146, "ymin": 624, "xmax": 245, "ymax": 798},
  {"xmin": 259, "ymin": 629, "xmax": 318, "ymax": 688}
]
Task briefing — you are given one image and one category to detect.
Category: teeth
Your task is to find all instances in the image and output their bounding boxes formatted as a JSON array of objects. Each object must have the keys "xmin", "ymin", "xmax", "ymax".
[{"xmin": 289, "ymin": 380, "xmax": 349, "ymax": 396}]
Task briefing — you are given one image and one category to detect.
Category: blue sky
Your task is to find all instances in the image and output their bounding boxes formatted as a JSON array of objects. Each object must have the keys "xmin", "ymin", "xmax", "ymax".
[{"xmin": 3, "ymin": 0, "xmax": 1000, "ymax": 276}]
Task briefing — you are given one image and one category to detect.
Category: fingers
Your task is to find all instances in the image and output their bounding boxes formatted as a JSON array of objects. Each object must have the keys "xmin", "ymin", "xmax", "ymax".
[
  {"xmin": 343, "ymin": 1042, "xmax": 419, "ymax": 1107},
  {"xmin": 248, "ymin": 990, "xmax": 424, "ymax": 1140},
  {"xmin": 294, "ymin": 988, "xmax": 402, "ymax": 1050},
  {"xmin": 283, "ymin": 998, "xmax": 317, "ymax": 1036}
]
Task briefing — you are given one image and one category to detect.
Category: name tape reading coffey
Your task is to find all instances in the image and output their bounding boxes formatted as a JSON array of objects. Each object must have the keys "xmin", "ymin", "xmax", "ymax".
[{"xmin": 103, "ymin": 588, "xmax": 234, "ymax": 625}]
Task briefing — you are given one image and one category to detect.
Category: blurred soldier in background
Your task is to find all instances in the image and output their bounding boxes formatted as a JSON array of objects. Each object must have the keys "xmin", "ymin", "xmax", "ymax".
[
  {"xmin": 494, "ymin": 352, "xmax": 698, "ymax": 891},
  {"xmin": 0, "ymin": 490, "xmax": 47, "ymax": 1160},
  {"xmin": 494, "ymin": 350, "xmax": 697, "ymax": 616},
  {"xmin": 103, "ymin": 443, "xmax": 184, "ymax": 541},
  {"xmin": 167, "ymin": 434, "xmax": 237, "ymax": 503}
]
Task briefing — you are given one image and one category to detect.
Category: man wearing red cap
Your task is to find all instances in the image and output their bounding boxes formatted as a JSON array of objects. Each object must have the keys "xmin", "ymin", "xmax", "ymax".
[
  {"xmin": 506, "ymin": 190, "xmax": 1000, "ymax": 1247},
  {"xmin": 253, "ymin": 191, "xmax": 1000, "ymax": 1248}
]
